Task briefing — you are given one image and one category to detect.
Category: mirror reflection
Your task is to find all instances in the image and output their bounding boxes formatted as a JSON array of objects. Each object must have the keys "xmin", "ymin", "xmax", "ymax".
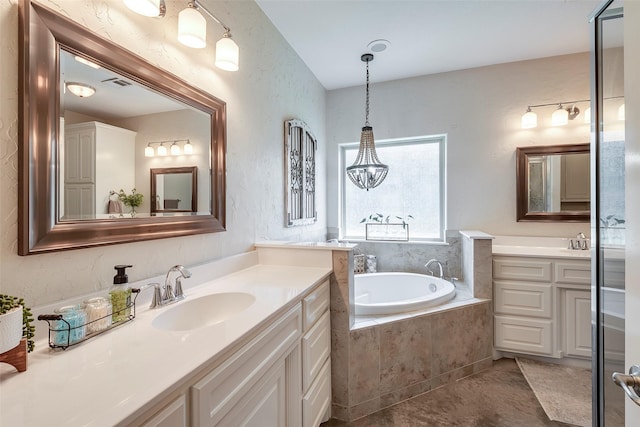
[
  {"xmin": 151, "ymin": 167, "xmax": 198, "ymax": 214},
  {"xmin": 59, "ymin": 48, "xmax": 211, "ymax": 220},
  {"xmin": 516, "ymin": 144, "xmax": 590, "ymax": 222}
]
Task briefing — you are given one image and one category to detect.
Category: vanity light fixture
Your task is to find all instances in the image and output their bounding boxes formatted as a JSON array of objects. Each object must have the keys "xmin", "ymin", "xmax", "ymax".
[
  {"xmin": 123, "ymin": 0, "xmax": 166, "ymax": 17},
  {"xmin": 618, "ymin": 104, "xmax": 625, "ymax": 121},
  {"xmin": 551, "ymin": 104, "xmax": 569, "ymax": 126},
  {"xmin": 521, "ymin": 107, "xmax": 537, "ymax": 129},
  {"xmin": 157, "ymin": 142, "xmax": 168, "ymax": 156},
  {"xmin": 144, "ymin": 140, "xmax": 193, "ymax": 157},
  {"xmin": 178, "ymin": 0, "xmax": 239, "ymax": 71},
  {"xmin": 65, "ymin": 82, "xmax": 96, "ymax": 98},
  {"xmin": 346, "ymin": 53, "xmax": 388, "ymax": 191},
  {"xmin": 584, "ymin": 107, "xmax": 591, "ymax": 124}
]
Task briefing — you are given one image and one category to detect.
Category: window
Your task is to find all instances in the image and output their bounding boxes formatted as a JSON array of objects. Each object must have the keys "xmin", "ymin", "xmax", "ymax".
[{"xmin": 340, "ymin": 135, "xmax": 446, "ymax": 241}]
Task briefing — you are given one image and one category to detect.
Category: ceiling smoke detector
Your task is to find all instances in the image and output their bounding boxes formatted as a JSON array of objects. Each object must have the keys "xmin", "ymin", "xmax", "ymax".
[{"xmin": 367, "ymin": 39, "xmax": 390, "ymax": 53}]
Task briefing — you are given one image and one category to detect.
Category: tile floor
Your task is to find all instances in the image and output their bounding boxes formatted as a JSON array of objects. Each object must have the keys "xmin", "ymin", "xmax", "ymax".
[{"xmin": 322, "ymin": 358, "xmax": 573, "ymax": 427}]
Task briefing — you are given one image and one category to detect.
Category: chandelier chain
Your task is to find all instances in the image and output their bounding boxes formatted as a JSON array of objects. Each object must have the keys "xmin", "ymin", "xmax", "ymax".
[{"xmin": 365, "ymin": 60, "xmax": 370, "ymax": 126}]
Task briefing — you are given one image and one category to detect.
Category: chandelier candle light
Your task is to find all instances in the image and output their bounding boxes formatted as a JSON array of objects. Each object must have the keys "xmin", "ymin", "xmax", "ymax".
[{"xmin": 346, "ymin": 53, "xmax": 388, "ymax": 191}]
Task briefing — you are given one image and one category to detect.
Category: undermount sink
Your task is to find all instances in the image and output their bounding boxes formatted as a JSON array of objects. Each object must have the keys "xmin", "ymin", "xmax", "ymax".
[{"xmin": 152, "ymin": 292, "xmax": 256, "ymax": 331}]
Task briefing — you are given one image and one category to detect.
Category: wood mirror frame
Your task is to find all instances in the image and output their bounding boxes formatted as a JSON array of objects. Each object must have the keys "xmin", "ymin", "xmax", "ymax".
[
  {"xmin": 18, "ymin": 0, "xmax": 226, "ymax": 255},
  {"xmin": 516, "ymin": 143, "xmax": 590, "ymax": 222},
  {"xmin": 150, "ymin": 167, "xmax": 198, "ymax": 214}
]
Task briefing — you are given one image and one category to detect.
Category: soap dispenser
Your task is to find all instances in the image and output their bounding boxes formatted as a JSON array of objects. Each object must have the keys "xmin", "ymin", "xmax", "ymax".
[{"xmin": 110, "ymin": 265, "xmax": 133, "ymax": 323}]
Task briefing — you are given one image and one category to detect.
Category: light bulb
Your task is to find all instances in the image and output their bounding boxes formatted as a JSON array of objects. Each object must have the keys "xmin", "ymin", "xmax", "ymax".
[
  {"xmin": 521, "ymin": 108, "xmax": 537, "ymax": 129},
  {"xmin": 215, "ymin": 34, "xmax": 239, "ymax": 71},
  {"xmin": 144, "ymin": 144, "xmax": 154, "ymax": 157},
  {"xmin": 178, "ymin": 6, "xmax": 207, "ymax": 48},
  {"xmin": 157, "ymin": 143, "xmax": 168, "ymax": 156},
  {"xmin": 551, "ymin": 105, "xmax": 568, "ymax": 126},
  {"xmin": 170, "ymin": 142, "xmax": 181, "ymax": 155},
  {"xmin": 123, "ymin": 0, "xmax": 162, "ymax": 17},
  {"xmin": 618, "ymin": 103, "xmax": 625, "ymax": 121},
  {"xmin": 183, "ymin": 141, "xmax": 193, "ymax": 154}
]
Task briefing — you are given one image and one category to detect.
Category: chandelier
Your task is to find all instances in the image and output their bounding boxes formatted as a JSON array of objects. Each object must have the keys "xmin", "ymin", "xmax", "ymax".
[{"xmin": 346, "ymin": 53, "xmax": 388, "ymax": 191}]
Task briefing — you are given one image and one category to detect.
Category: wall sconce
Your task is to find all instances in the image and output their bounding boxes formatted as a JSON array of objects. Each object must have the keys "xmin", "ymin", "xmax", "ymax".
[
  {"xmin": 123, "ymin": 0, "xmax": 166, "ymax": 18},
  {"xmin": 520, "ymin": 99, "xmax": 588, "ymax": 129},
  {"xmin": 123, "ymin": 0, "xmax": 238, "ymax": 71},
  {"xmin": 178, "ymin": 1, "xmax": 239, "ymax": 71},
  {"xmin": 65, "ymin": 82, "xmax": 96, "ymax": 98},
  {"xmin": 145, "ymin": 140, "xmax": 193, "ymax": 157}
]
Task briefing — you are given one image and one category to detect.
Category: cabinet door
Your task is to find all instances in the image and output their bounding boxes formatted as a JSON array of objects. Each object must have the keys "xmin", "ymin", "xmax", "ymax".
[
  {"xmin": 64, "ymin": 184, "xmax": 95, "ymax": 218},
  {"xmin": 564, "ymin": 290, "xmax": 592, "ymax": 358},
  {"xmin": 65, "ymin": 127, "xmax": 95, "ymax": 183},
  {"xmin": 141, "ymin": 395, "xmax": 187, "ymax": 427}
]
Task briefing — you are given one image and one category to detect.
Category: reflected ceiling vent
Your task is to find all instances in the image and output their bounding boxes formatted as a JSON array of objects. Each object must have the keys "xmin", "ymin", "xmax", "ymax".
[{"xmin": 102, "ymin": 77, "xmax": 133, "ymax": 87}]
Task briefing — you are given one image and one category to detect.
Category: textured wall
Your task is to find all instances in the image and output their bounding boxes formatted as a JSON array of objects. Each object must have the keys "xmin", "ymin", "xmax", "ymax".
[
  {"xmin": 327, "ymin": 53, "xmax": 592, "ymax": 238},
  {"xmin": 0, "ymin": 0, "xmax": 326, "ymax": 306}
]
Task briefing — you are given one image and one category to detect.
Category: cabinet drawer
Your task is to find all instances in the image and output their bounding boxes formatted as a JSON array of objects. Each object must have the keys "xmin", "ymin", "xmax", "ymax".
[
  {"xmin": 555, "ymin": 262, "xmax": 591, "ymax": 285},
  {"xmin": 494, "ymin": 281, "xmax": 552, "ymax": 318},
  {"xmin": 303, "ymin": 280, "xmax": 330, "ymax": 330},
  {"xmin": 191, "ymin": 304, "xmax": 301, "ymax": 426},
  {"xmin": 303, "ymin": 359, "xmax": 331, "ymax": 427},
  {"xmin": 493, "ymin": 259, "xmax": 552, "ymax": 282},
  {"xmin": 495, "ymin": 315, "xmax": 553, "ymax": 355},
  {"xmin": 302, "ymin": 311, "xmax": 331, "ymax": 391},
  {"xmin": 141, "ymin": 395, "xmax": 187, "ymax": 427}
]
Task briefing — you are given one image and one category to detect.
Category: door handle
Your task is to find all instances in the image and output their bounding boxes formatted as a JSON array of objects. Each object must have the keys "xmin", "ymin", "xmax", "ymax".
[{"xmin": 612, "ymin": 365, "xmax": 640, "ymax": 406}]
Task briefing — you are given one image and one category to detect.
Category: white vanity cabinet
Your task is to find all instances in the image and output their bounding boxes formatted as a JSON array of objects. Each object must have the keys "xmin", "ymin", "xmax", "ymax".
[
  {"xmin": 191, "ymin": 304, "xmax": 303, "ymax": 426},
  {"xmin": 493, "ymin": 256, "xmax": 591, "ymax": 359},
  {"xmin": 301, "ymin": 280, "xmax": 331, "ymax": 427}
]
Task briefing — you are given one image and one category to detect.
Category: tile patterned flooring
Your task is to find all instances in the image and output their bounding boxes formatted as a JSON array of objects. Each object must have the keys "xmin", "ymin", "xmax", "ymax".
[{"xmin": 322, "ymin": 358, "xmax": 573, "ymax": 427}]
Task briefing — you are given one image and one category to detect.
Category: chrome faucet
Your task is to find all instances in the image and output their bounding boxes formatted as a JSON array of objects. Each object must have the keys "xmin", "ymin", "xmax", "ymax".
[
  {"xmin": 568, "ymin": 232, "xmax": 589, "ymax": 250},
  {"xmin": 164, "ymin": 265, "xmax": 192, "ymax": 302},
  {"xmin": 425, "ymin": 259, "xmax": 444, "ymax": 278}
]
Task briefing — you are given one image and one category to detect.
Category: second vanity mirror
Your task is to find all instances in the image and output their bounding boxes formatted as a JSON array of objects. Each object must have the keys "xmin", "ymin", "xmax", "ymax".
[
  {"xmin": 151, "ymin": 167, "xmax": 198, "ymax": 214},
  {"xmin": 516, "ymin": 143, "xmax": 590, "ymax": 222},
  {"xmin": 18, "ymin": 0, "xmax": 226, "ymax": 255}
]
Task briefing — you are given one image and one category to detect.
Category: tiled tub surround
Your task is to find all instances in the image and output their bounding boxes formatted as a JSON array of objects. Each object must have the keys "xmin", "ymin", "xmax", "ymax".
[
  {"xmin": 330, "ymin": 231, "xmax": 494, "ymax": 422},
  {"xmin": 0, "ymin": 245, "xmax": 340, "ymax": 426}
]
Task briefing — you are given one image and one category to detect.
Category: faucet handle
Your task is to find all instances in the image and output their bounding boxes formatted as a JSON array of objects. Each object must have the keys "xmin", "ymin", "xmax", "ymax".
[{"xmin": 174, "ymin": 277, "xmax": 185, "ymax": 301}]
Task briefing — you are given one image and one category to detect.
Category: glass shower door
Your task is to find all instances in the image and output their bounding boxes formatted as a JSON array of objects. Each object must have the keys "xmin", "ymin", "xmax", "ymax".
[{"xmin": 591, "ymin": 2, "xmax": 625, "ymax": 425}]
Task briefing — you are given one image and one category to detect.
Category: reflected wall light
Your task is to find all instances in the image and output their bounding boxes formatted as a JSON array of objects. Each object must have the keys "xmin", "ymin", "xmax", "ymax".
[
  {"xmin": 551, "ymin": 104, "xmax": 569, "ymax": 126},
  {"xmin": 145, "ymin": 140, "xmax": 193, "ymax": 157},
  {"xmin": 65, "ymin": 82, "xmax": 96, "ymax": 98},
  {"xmin": 178, "ymin": 0, "xmax": 239, "ymax": 71},
  {"xmin": 123, "ymin": 0, "xmax": 166, "ymax": 17},
  {"xmin": 618, "ymin": 104, "xmax": 625, "ymax": 121}
]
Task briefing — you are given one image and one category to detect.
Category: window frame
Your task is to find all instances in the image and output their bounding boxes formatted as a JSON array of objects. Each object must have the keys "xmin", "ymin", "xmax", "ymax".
[{"xmin": 338, "ymin": 134, "xmax": 447, "ymax": 243}]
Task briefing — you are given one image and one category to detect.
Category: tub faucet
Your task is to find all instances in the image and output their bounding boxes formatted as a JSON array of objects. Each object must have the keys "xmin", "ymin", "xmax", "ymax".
[
  {"xmin": 425, "ymin": 259, "xmax": 444, "ymax": 278},
  {"xmin": 164, "ymin": 265, "xmax": 192, "ymax": 302}
]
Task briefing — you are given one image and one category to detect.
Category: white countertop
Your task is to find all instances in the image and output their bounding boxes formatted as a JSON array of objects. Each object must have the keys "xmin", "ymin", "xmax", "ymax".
[{"xmin": 0, "ymin": 262, "xmax": 331, "ymax": 426}]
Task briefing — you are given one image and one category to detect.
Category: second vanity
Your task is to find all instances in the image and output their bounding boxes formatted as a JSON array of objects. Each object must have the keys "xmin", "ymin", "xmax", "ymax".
[{"xmin": 0, "ymin": 243, "xmax": 345, "ymax": 426}]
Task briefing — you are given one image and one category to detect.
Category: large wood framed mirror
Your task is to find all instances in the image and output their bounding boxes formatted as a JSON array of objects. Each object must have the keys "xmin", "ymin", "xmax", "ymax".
[
  {"xmin": 516, "ymin": 143, "xmax": 590, "ymax": 222},
  {"xmin": 18, "ymin": 0, "xmax": 226, "ymax": 255}
]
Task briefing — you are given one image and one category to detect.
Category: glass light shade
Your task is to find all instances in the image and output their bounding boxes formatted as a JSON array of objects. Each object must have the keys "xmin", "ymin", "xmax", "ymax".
[
  {"xmin": 170, "ymin": 143, "xmax": 181, "ymax": 155},
  {"xmin": 66, "ymin": 82, "xmax": 96, "ymax": 98},
  {"xmin": 157, "ymin": 144, "xmax": 168, "ymax": 156},
  {"xmin": 618, "ymin": 103, "xmax": 625, "ymax": 121},
  {"xmin": 215, "ymin": 36, "xmax": 239, "ymax": 71},
  {"xmin": 551, "ymin": 107, "xmax": 568, "ymax": 126},
  {"xmin": 183, "ymin": 141, "xmax": 193, "ymax": 154},
  {"xmin": 123, "ymin": 0, "xmax": 161, "ymax": 17},
  {"xmin": 584, "ymin": 107, "xmax": 591, "ymax": 124},
  {"xmin": 144, "ymin": 145, "xmax": 154, "ymax": 157},
  {"xmin": 521, "ymin": 110, "xmax": 537, "ymax": 129},
  {"xmin": 178, "ymin": 7, "xmax": 206, "ymax": 48}
]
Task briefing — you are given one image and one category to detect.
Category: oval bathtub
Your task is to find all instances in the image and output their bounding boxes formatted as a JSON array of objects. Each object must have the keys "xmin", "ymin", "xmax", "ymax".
[{"xmin": 354, "ymin": 272, "xmax": 456, "ymax": 316}]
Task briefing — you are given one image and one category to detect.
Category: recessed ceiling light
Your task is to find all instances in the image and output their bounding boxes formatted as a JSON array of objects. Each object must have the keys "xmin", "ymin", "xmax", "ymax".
[{"xmin": 368, "ymin": 39, "xmax": 390, "ymax": 53}]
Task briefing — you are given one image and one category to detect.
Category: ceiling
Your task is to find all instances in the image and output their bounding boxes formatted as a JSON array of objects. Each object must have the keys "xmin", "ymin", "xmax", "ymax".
[{"xmin": 255, "ymin": 0, "xmax": 603, "ymax": 90}]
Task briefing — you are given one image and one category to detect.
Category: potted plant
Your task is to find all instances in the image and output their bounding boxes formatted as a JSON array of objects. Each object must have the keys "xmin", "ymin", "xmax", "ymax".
[
  {"xmin": 0, "ymin": 294, "xmax": 35, "ymax": 354},
  {"xmin": 360, "ymin": 213, "xmax": 414, "ymax": 241},
  {"xmin": 118, "ymin": 188, "xmax": 144, "ymax": 216}
]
